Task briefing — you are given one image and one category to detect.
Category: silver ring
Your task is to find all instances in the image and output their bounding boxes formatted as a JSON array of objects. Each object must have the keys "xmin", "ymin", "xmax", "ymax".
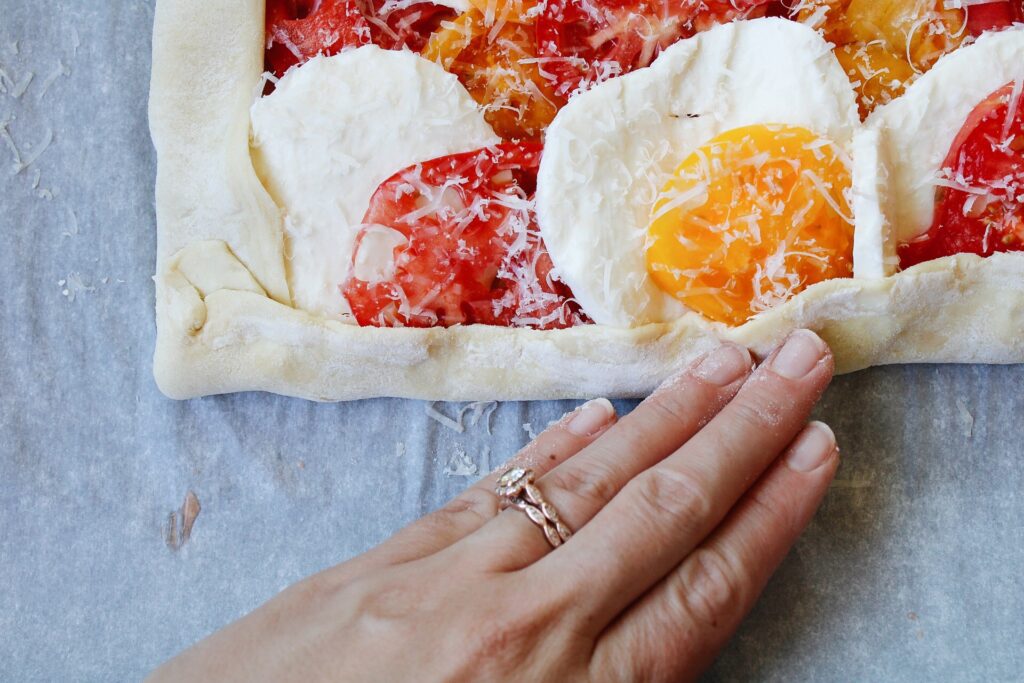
[{"xmin": 496, "ymin": 468, "xmax": 572, "ymax": 548}]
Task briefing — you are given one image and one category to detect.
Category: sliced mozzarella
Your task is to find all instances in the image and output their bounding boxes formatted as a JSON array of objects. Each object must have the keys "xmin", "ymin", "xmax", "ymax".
[
  {"xmin": 251, "ymin": 46, "xmax": 498, "ymax": 318},
  {"xmin": 536, "ymin": 18, "xmax": 858, "ymax": 328},
  {"xmin": 855, "ymin": 26, "xmax": 1024, "ymax": 276}
]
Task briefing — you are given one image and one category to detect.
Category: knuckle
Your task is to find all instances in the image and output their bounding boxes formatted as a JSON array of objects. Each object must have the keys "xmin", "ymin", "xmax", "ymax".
[
  {"xmin": 333, "ymin": 574, "xmax": 441, "ymax": 652},
  {"xmin": 345, "ymin": 576, "xmax": 408, "ymax": 620},
  {"xmin": 726, "ymin": 392, "xmax": 781, "ymax": 433},
  {"xmin": 547, "ymin": 456, "xmax": 621, "ymax": 513},
  {"xmin": 590, "ymin": 618, "xmax": 684, "ymax": 683},
  {"xmin": 673, "ymin": 547, "xmax": 745, "ymax": 629},
  {"xmin": 516, "ymin": 430, "xmax": 570, "ymax": 463},
  {"xmin": 629, "ymin": 467, "xmax": 714, "ymax": 535},
  {"xmin": 440, "ymin": 487, "xmax": 501, "ymax": 527},
  {"xmin": 472, "ymin": 614, "xmax": 537, "ymax": 656},
  {"xmin": 648, "ymin": 387, "xmax": 698, "ymax": 427},
  {"xmin": 346, "ymin": 569, "xmax": 441, "ymax": 626},
  {"xmin": 416, "ymin": 488, "xmax": 500, "ymax": 540},
  {"xmin": 747, "ymin": 484, "xmax": 799, "ymax": 538},
  {"xmin": 411, "ymin": 510, "xmax": 460, "ymax": 542},
  {"xmin": 465, "ymin": 596, "xmax": 551, "ymax": 666},
  {"xmin": 465, "ymin": 585, "xmax": 584, "ymax": 676}
]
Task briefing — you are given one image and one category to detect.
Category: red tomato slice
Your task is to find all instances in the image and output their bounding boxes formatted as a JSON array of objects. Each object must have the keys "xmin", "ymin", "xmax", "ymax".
[
  {"xmin": 535, "ymin": 0, "xmax": 772, "ymax": 98},
  {"xmin": 342, "ymin": 143, "xmax": 589, "ymax": 329},
  {"xmin": 265, "ymin": 0, "xmax": 456, "ymax": 78},
  {"xmin": 356, "ymin": 0, "xmax": 456, "ymax": 52},
  {"xmin": 965, "ymin": 1, "xmax": 1023, "ymax": 36},
  {"xmin": 899, "ymin": 82, "xmax": 1024, "ymax": 269},
  {"xmin": 265, "ymin": 0, "xmax": 371, "ymax": 78}
]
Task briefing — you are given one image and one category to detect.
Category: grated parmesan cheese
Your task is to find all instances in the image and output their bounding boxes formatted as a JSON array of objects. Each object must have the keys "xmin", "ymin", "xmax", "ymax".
[
  {"xmin": 444, "ymin": 447, "xmax": 480, "ymax": 477},
  {"xmin": 426, "ymin": 402, "xmax": 465, "ymax": 432}
]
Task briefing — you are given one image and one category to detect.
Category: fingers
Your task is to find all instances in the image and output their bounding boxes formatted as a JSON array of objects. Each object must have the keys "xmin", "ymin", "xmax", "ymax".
[
  {"xmin": 545, "ymin": 330, "xmax": 834, "ymax": 626},
  {"xmin": 591, "ymin": 422, "xmax": 839, "ymax": 682},
  {"xmin": 330, "ymin": 398, "xmax": 618, "ymax": 576},
  {"xmin": 466, "ymin": 343, "xmax": 754, "ymax": 571}
]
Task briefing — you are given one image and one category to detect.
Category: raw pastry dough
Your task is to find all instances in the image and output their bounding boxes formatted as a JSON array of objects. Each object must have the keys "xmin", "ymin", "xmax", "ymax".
[{"xmin": 149, "ymin": 0, "xmax": 1024, "ymax": 401}]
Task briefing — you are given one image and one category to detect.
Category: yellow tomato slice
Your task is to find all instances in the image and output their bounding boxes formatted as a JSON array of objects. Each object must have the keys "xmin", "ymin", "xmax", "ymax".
[
  {"xmin": 795, "ymin": 0, "xmax": 855, "ymax": 42},
  {"xmin": 835, "ymin": 41, "xmax": 916, "ymax": 118},
  {"xmin": 645, "ymin": 125, "xmax": 854, "ymax": 326},
  {"xmin": 796, "ymin": 0, "xmax": 965, "ymax": 117},
  {"xmin": 844, "ymin": 0, "xmax": 965, "ymax": 71},
  {"xmin": 424, "ymin": 10, "xmax": 563, "ymax": 139}
]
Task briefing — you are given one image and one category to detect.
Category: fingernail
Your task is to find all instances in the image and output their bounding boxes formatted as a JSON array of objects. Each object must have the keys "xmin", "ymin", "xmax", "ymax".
[
  {"xmin": 786, "ymin": 421, "xmax": 838, "ymax": 472},
  {"xmin": 567, "ymin": 398, "xmax": 616, "ymax": 437},
  {"xmin": 771, "ymin": 330, "xmax": 826, "ymax": 379},
  {"xmin": 694, "ymin": 344, "xmax": 752, "ymax": 387}
]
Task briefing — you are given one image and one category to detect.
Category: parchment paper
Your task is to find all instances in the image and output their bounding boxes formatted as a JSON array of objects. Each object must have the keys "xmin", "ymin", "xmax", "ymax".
[{"xmin": 0, "ymin": 2, "xmax": 1022, "ymax": 681}]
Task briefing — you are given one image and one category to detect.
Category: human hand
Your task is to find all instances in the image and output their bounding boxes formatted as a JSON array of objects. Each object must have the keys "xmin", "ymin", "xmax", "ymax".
[{"xmin": 148, "ymin": 330, "xmax": 839, "ymax": 683}]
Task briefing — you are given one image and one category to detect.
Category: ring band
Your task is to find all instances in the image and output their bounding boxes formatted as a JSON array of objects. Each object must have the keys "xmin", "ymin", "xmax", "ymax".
[{"xmin": 496, "ymin": 467, "xmax": 572, "ymax": 548}]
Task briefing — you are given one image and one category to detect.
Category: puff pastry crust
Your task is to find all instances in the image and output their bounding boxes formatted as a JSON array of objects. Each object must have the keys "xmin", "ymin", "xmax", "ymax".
[{"xmin": 149, "ymin": 0, "xmax": 1024, "ymax": 401}]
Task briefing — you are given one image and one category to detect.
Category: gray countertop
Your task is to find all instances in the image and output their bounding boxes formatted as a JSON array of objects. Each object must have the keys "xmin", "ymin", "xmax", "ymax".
[{"xmin": 1, "ymin": 2, "xmax": 1022, "ymax": 681}]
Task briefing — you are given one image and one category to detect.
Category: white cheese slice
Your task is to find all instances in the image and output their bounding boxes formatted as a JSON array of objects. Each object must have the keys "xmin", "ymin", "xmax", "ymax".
[
  {"xmin": 536, "ymin": 18, "xmax": 859, "ymax": 328},
  {"xmin": 251, "ymin": 46, "xmax": 498, "ymax": 318}
]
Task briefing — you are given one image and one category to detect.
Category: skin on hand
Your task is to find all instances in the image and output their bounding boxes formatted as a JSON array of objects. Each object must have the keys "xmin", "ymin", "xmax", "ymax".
[{"xmin": 148, "ymin": 330, "xmax": 839, "ymax": 683}]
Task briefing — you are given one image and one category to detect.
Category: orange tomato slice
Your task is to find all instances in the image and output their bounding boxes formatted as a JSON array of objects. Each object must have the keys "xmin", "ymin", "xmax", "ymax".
[
  {"xmin": 424, "ymin": 9, "xmax": 564, "ymax": 140},
  {"xmin": 646, "ymin": 125, "xmax": 854, "ymax": 326},
  {"xmin": 794, "ymin": 0, "xmax": 966, "ymax": 118},
  {"xmin": 834, "ymin": 42, "xmax": 916, "ymax": 119}
]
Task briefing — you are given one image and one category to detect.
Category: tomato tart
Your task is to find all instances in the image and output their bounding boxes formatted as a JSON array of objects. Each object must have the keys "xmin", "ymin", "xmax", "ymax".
[{"xmin": 150, "ymin": 0, "xmax": 1024, "ymax": 400}]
